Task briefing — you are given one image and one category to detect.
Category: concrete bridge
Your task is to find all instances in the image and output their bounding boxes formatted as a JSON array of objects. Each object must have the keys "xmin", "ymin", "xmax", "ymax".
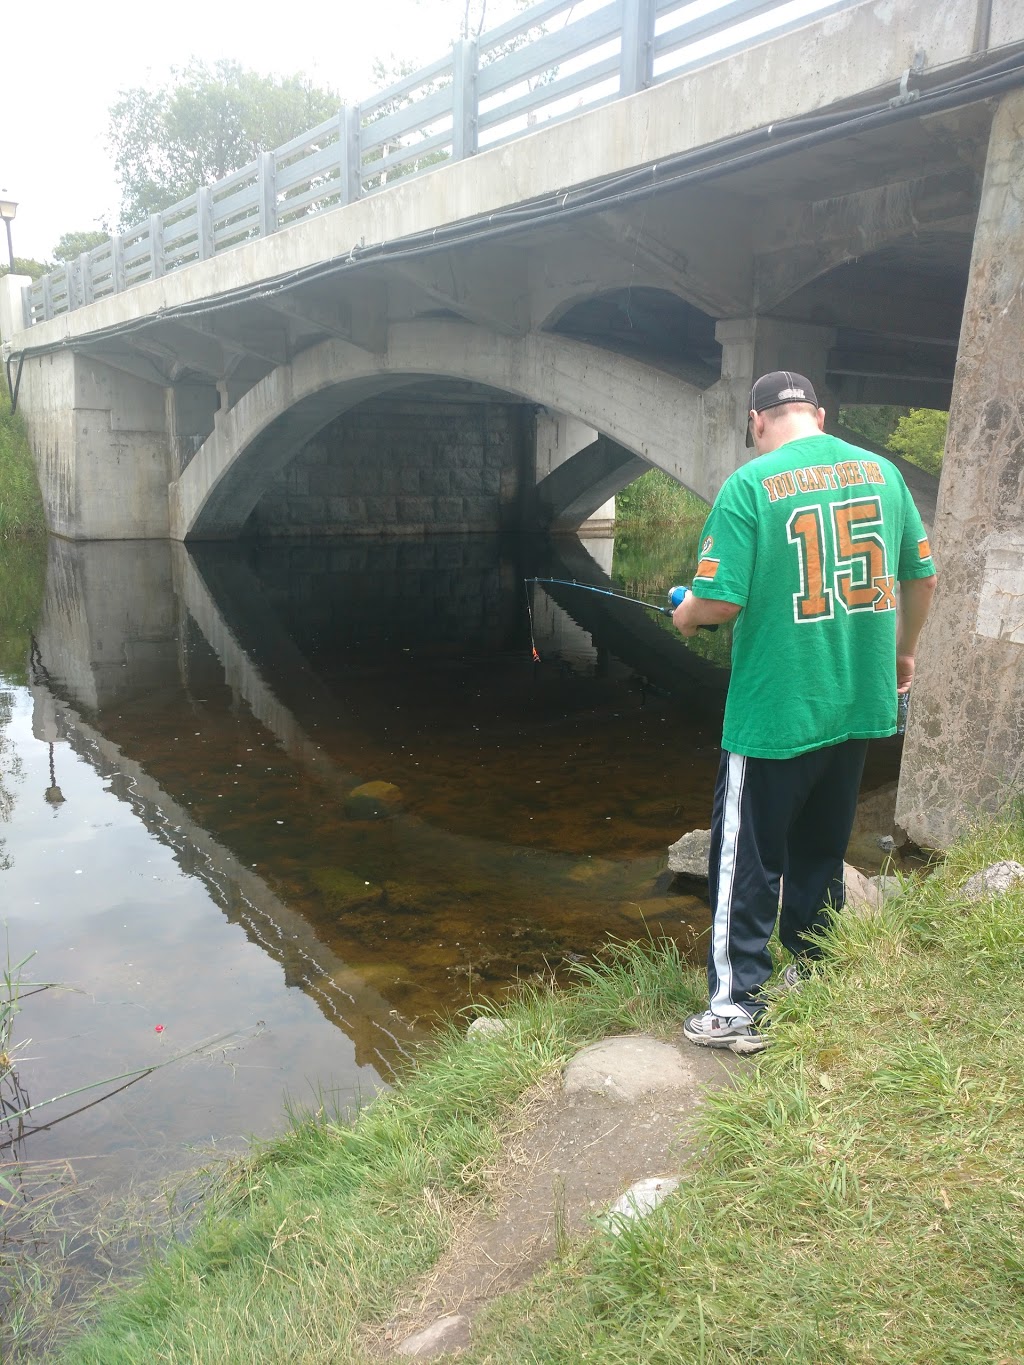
[{"xmin": 3, "ymin": 0, "xmax": 1024, "ymax": 848}]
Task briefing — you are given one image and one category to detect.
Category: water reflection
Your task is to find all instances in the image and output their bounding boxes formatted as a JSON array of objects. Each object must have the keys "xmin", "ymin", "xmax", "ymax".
[
  {"xmin": 6, "ymin": 532, "xmax": 728, "ymax": 1173},
  {"xmin": 2, "ymin": 529, "xmax": 909, "ymax": 1327}
]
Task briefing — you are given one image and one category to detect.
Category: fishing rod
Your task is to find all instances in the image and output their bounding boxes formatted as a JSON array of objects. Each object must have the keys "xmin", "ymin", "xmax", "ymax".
[
  {"xmin": 525, "ymin": 577, "xmax": 678, "ymax": 616},
  {"xmin": 523, "ymin": 578, "xmax": 715, "ymax": 662}
]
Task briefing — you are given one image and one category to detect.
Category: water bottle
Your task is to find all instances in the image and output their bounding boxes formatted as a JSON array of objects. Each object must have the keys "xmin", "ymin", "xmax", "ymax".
[{"xmin": 896, "ymin": 691, "xmax": 910, "ymax": 736}]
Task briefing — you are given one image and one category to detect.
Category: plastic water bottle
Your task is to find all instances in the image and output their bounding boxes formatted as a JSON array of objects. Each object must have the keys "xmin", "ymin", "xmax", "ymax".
[
  {"xmin": 896, "ymin": 691, "xmax": 910, "ymax": 736},
  {"xmin": 668, "ymin": 585, "xmax": 688, "ymax": 609}
]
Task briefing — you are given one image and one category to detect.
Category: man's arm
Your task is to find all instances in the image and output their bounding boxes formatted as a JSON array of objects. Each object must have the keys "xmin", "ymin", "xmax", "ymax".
[
  {"xmin": 672, "ymin": 593, "xmax": 741, "ymax": 637},
  {"xmin": 896, "ymin": 574, "xmax": 937, "ymax": 693}
]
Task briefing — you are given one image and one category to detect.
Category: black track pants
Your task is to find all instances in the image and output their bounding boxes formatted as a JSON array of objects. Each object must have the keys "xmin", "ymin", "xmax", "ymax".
[{"xmin": 706, "ymin": 739, "xmax": 868, "ymax": 1021}]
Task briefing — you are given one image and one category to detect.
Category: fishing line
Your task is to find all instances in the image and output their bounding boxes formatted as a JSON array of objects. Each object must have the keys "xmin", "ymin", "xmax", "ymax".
[
  {"xmin": 523, "ymin": 577, "xmax": 716, "ymax": 662},
  {"xmin": 525, "ymin": 577, "xmax": 674, "ymax": 616}
]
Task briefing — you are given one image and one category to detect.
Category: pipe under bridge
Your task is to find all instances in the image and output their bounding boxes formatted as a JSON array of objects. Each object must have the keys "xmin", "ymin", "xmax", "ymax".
[{"xmin": 2, "ymin": 0, "xmax": 1023, "ymax": 848}]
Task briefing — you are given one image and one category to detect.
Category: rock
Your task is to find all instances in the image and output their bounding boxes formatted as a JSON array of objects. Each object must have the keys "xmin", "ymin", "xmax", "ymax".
[
  {"xmin": 600, "ymin": 1176, "xmax": 681, "ymax": 1235},
  {"xmin": 877, "ymin": 835, "xmax": 897, "ymax": 855},
  {"xmin": 395, "ymin": 1314, "xmax": 471, "ymax": 1358},
  {"xmin": 870, "ymin": 874, "xmax": 901, "ymax": 902},
  {"xmin": 962, "ymin": 860, "xmax": 1024, "ymax": 901},
  {"xmin": 311, "ymin": 866, "xmax": 378, "ymax": 911},
  {"xmin": 843, "ymin": 863, "xmax": 883, "ymax": 916},
  {"xmin": 563, "ymin": 1035, "xmax": 693, "ymax": 1102},
  {"xmin": 344, "ymin": 780, "xmax": 403, "ymax": 820},
  {"xmin": 466, "ymin": 1016, "xmax": 508, "ymax": 1041},
  {"xmin": 667, "ymin": 829, "xmax": 712, "ymax": 878}
]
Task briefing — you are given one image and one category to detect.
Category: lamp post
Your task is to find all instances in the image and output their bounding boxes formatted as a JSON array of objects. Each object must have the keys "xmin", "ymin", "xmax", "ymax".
[{"xmin": 0, "ymin": 193, "xmax": 18, "ymax": 272}]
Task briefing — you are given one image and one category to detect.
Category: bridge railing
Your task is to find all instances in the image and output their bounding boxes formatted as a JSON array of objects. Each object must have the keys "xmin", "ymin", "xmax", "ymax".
[{"xmin": 24, "ymin": 0, "xmax": 856, "ymax": 327}]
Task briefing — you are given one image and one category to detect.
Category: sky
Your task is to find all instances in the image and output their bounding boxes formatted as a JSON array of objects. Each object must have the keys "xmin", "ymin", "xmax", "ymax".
[
  {"xmin": 1, "ymin": 0, "xmax": 486, "ymax": 261},
  {"xmin": 0, "ymin": 0, "xmax": 832, "ymax": 264}
]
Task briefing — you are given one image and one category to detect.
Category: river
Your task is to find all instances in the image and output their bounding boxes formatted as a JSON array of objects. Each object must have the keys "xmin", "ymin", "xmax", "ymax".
[{"xmin": 0, "ymin": 528, "xmax": 904, "ymax": 1341}]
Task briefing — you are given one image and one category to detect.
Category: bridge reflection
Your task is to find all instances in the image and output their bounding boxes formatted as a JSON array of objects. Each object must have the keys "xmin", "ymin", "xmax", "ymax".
[{"xmin": 33, "ymin": 535, "xmax": 724, "ymax": 1074}]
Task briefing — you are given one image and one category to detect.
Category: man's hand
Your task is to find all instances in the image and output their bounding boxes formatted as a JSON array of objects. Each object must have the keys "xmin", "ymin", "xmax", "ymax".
[
  {"xmin": 896, "ymin": 653, "xmax": 915, "ymax": 694},
  {"xmin": 896, "ymin": 574, "xmax": 937, "ymax": 693},
  {"xmin": 673, "ymin": 594, "xmax": 740, "ymax": 637}
]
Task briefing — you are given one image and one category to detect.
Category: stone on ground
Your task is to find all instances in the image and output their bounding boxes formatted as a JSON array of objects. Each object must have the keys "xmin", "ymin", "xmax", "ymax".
[
  {"xmin": 601, "ymin": 1176, "xmax": 681, "ymax": 1234},
  {"xmin": 395, "ymin": 1313, "xmax": 471, "ymax": 1358},
  {"xmin": 963, "ymin": 859, "xmax": 1024, "ymax": 900},
  {"xmin": 563, "ymin": 1035, "xmax": 692, "ymax": 1101}
]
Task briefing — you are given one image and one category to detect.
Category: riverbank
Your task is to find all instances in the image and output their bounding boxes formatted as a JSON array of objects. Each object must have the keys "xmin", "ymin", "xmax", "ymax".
[
  {"xmin": 56, "ymin": 812, "xmax": 1024, "ymax": 1364},
  {"xmin": 0, "ymin": 392, "xmax": 45, "ymax": 542}
]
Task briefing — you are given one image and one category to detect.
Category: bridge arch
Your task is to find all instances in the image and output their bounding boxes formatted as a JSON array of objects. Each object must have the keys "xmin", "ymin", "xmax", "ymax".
[{"xmin": 170, "ymin": 319, "xmax": 708, "ymax": 540}]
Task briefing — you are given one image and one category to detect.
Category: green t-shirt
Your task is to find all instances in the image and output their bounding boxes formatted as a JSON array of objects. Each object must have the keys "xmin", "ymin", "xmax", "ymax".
[{"xmin": 691, "ymin": 434, "xmax": 936, "ymax": 759}]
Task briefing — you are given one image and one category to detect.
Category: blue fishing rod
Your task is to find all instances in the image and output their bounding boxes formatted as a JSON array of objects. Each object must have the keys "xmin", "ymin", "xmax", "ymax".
[{"xmin": 523, "ymin": 578, "xmax": 713, "ymax": 661}]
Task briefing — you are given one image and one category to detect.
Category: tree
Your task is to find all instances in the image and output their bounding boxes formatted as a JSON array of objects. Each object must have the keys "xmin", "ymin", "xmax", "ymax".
[
  {"xmin": 51, "ymin": 231, "xmax": 109, "ymax": 262},
  {"xmin": 837, "ymin": 405, "xmax": 908, "ymax": 448},
  {"xmin": 0, "ymin": 258, "xmax": 48, "ymax": 281},
  {"xmin": 108, "ymin": 60, "xmax": 342, "ymax": 228},
  {"xmin": 886, "ymin": 408, "xmax": 948, "ymax": 476}
]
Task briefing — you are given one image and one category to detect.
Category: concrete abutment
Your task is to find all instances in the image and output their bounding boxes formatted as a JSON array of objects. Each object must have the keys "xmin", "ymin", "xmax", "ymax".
[{"xmin": 895, "ymin": 89, "xmax": 1024, "ymax": 849}]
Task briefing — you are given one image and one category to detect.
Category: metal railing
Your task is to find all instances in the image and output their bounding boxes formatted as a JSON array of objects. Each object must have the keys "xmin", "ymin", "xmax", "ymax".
[{"xmin": 26, "ymin": 0, "xmax": 857, "ymax": 326}]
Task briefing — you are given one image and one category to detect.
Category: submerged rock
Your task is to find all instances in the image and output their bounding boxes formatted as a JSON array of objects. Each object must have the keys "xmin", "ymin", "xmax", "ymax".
[
  {"xmin": 344, "ymin": 780, "xmax": 403, "ymax": 820},
  {"xmin": 311, "ymin": 866, "xmax": 379, "ymax": 911}
]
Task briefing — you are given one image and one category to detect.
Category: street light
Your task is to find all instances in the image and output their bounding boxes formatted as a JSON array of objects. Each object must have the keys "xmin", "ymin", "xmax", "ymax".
[{"xmin": 0, "ymin": 193, "xmax": 18, "ymax": 272}]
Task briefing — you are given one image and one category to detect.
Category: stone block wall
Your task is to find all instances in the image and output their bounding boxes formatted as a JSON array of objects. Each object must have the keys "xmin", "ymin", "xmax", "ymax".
[{"xmin": 249, "ymin": 397, "xmax": 532, "ymax": 537}]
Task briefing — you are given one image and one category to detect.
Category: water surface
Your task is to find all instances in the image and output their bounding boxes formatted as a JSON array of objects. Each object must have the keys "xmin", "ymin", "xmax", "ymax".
[{"xmin": 0, "ymin": 531, "xmax": 903, "ymax": 1328}]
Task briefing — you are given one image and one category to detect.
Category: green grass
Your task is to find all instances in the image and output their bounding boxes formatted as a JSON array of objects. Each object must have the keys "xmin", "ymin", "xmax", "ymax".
[
  {"xmin": 56, "ymin": 819, "xmax": 1024, "ymax": 1363},
  {"xmin": 0, "ymin": 391, "xmax": 44, "ymax": 543},
  {"xmin": 615, "ymin": 468, "xmax": 708, "ymax": 530}
]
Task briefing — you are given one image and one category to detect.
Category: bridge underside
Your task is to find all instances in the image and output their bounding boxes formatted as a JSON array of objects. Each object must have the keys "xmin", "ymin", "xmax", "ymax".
[
  {"xmin": 6, "ymin": 4, "xmax": 1024, "ymax": 853},
  {"xmin": 8, "ymin": 74, "xmax": 991, "ymax": 543}
]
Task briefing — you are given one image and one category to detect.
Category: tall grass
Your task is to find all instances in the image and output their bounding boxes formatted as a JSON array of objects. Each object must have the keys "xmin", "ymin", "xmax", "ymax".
[
  {"xmin": 615, "ymin": 469, "xmax": 707, "ymax": 529},
  {"xmin": 58, "ymin": 816, "xmax": 1024, "ymax": 1363},
  {"xmin": 0, "ymin": 391, "xmax": 44, "ymax": 542}
]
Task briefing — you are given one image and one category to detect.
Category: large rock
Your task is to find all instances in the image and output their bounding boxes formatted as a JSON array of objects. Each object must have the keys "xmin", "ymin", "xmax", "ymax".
[
  {"xmin": 563, "ymin": 1035, "xmax": 693, "ymax": 1101},
  {"xmin": 667, "ymin": 829, "xmax": 712, "ymax": 878},
  {"xmin": 344, "ymin": 780, "xmax": 403, "ymax": 820}
]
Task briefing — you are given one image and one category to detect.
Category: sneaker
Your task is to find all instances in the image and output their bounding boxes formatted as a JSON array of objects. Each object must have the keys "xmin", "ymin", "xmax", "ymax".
[
  {"xmin": 682, "ymin": 1010, "xmax": 769, "ymax": 1055},
  {"xmin": 780, "ymin": 964, "xmax": 804, "ymax": 992}
]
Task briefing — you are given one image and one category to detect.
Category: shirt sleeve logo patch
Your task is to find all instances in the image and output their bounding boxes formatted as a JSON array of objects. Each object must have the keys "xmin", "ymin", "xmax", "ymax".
[
  {"xmin": 695, "ymin": 557, "xmax": 720, "ymax": 581},
  {"xmin": 918, "ymin": 537, "xmax": 932, "ymax": 560},
  {"xmin": 701, "ymin": 536, "xmax": 714, "ymax": 556}
]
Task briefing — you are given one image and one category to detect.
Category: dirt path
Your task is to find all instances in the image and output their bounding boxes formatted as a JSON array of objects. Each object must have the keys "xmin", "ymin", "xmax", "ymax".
[{"xmin": 376, "ymin": 1036, "xmax": 745, "ymax": 1359}]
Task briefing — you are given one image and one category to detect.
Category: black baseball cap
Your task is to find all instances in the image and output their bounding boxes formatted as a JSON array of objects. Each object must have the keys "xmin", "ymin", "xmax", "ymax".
[
  {"xmin": 750, "ymin": 371, "xmax": 818, "ymax": 413},
  {"xmin": 746, "ymin": 371, "xmax": 819, "ymax": 446}
]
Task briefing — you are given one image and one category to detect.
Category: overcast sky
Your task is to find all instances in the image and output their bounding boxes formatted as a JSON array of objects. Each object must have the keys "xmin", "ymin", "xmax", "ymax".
[
  {"xmin": 1, "ymin": 0, "xmax": 831, "ymax": 263},
  {"xmin": 2, "ymin": 0, "xmax": 493, "ymax": 261}
]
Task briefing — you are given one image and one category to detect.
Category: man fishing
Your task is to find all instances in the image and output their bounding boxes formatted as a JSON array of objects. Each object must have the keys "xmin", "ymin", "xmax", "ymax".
[{"xmin": 672, "ymin": 371, "xmax": 937, "ymax": 1054}]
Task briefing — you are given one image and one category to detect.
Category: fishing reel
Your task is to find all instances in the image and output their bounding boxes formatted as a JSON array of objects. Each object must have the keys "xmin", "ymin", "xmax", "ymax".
[{"xmin": 668, "ymin": 586, "xmax": 688, "ymax": 609}]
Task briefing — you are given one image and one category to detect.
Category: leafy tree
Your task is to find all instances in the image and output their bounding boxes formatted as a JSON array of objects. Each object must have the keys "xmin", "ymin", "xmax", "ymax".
[
  {"xmin": 51, "ymin": 231, "xmax": 109, "ymax": 261},
  {"xmin": 886, "ymin": 408, "xmax": 948, "ymax": 476},
  {"xmin": 0, "ymin": 258, "xmax": 48, "ymax": 281},
  {"xmin": 108, "ymin": 60, "xmax": 342, "ymax": 228},
  {"xmin": 837, "ymin": 405, "xmax": 908, "ymax": 448}
]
